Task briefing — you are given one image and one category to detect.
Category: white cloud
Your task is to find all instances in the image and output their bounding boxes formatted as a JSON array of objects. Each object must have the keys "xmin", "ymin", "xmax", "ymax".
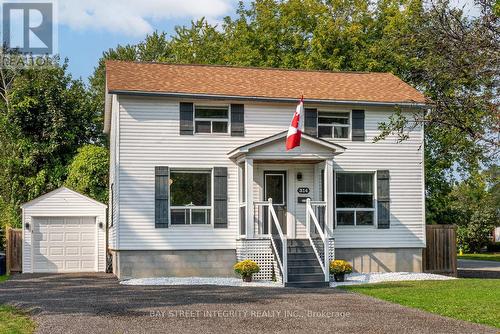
[{"xmin": 57, "ymin": 0, "xmax": 235, "ymax": 37}]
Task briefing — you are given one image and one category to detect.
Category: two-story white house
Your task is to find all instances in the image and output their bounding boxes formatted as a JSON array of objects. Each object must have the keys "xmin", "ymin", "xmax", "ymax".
[{"xmin": 104, "ymin": 61, "xmax": 427, "ymax": 287}]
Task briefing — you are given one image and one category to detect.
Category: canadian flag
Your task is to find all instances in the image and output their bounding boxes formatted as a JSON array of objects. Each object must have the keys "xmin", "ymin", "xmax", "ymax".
[{"xmin": 286, "ymin": 97, "xmax": 304, "ymax": 150}]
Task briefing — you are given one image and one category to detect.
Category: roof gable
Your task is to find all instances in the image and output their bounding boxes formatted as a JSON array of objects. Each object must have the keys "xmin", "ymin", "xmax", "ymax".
[
  {"xmin": 228, "ymin": 131, "xmax": 345, "ymax": 160},
  {"xmin": 21, "ymin": 187, "xmax": 107, "ymax": 209}
]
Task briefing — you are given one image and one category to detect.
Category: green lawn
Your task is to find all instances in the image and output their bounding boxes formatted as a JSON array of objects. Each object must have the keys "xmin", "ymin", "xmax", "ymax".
[
  {"xmin": 0, "ymin": 306, "xmax": 35, "ymax": 334},
  {"xmin": 458, "ymin": 253, "xmax": 500, "ymax": 262},
  {"xmin": 341, "ymin": 279, "xmax": 500, "ymax": 328},
  {"xmin": 0, "ymin": 276, "xmax": 36, "ymax": 334}
]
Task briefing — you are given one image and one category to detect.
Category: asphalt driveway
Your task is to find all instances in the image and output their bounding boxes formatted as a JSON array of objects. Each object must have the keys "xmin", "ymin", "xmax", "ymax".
[
  {"xmin": 0, "ymin": 273, "xmax": 496, "ymax": 334},
  {"xmin": 458, "ymin": 259, "xmax": 500, "ymax": 278}
]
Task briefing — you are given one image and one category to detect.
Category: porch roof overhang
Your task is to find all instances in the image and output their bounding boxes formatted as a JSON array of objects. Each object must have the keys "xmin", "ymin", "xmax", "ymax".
[{"xmin": 228, "ymin": 131, "xmax": 346, "ymax": 162}]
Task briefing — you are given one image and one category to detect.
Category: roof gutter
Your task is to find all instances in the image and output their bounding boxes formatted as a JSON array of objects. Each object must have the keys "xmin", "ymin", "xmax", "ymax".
[{"xmin": 107, "ymin": 90, "xmax": 428, "ymax": 108}]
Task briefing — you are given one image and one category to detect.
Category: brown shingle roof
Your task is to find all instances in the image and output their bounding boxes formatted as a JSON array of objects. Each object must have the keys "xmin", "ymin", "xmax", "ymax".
[{"xmin": 105, "ymin": 61, "xmax": 426, "ymax": 104}]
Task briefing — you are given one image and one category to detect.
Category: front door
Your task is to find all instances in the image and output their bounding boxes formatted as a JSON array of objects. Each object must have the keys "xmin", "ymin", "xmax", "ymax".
[{"xmin": 264, "ymin": 171, "xmax": 287, "ymax": 234}]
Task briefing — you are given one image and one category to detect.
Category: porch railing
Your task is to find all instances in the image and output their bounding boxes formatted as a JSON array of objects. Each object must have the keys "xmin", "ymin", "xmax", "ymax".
[
  {"xmin": 305, "ymin": 198, "xmax": 329, "ymax": 282},
  {"xmin": 253, "ymin": 201, "xmax": 269, "ymax": 236},
  {"xmin": 239, "ymin": 203, "xmax": 246, "ymax": 236},
  {"xmin": 253, "ymin": 199, "xmax": 287, "ymax": 284},
  {"xmin": 269, "ymin": 199, "xmax": 288, "ymax": 284}
]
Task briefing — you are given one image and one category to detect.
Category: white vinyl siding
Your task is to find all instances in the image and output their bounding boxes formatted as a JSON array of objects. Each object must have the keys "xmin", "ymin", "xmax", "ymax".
[
  {"xmin": 115, "ymin": 96, "xmax": 424, "ymax": 250},
  {"xmin": 328, "ymin": 110, "xmax": 424, "ymax": 248}
]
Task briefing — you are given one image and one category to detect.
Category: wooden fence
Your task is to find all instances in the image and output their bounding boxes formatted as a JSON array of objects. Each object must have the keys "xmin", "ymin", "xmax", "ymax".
[
  {"xmin": 423, "ymin": 224, "xmax": 457, "ymax": 277},
  {"xmin": 6, "ymin": 227, "xmax": 22, "ymax": 274}
]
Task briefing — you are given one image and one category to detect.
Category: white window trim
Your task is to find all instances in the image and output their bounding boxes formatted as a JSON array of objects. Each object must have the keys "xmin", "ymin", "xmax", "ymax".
[
  {"xmin": 169, "ymin": 168, "xmax": 214, "ymax": 227},
  {"xmin": 334, "ymin": 170, "xmax": 378, "ymax": 228},
  {"xmin": 193, "ymin": 104, "xmax": 231, "ymax": 135},
  {"xmin": 317, "ymin": 110, "xmax": 352, "ymax": 141}
]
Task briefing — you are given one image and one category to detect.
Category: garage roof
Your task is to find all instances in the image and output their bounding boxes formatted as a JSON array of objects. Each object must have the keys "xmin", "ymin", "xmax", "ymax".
[{"xmin": 21, "ymin": 187, "xmax": 107, "ymax": 209}]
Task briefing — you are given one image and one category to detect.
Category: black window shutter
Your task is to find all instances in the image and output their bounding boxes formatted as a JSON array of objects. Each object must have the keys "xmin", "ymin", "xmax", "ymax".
[
  {"xmin": 180, "ymin": 102, "xmax": 194, "ymax": 135},
  {"xmin": 377, "ymin": 170, "xmax": 390, "ymax": 229},
  {"xmin": 351, "ymin": 110, "xmax": 365, "ymax": 141},
  {"xmin": 155, "ymin": 166, "xmax": 169, "ymax": 228},
  {"xmin": 304, "ymin": 108, "xmax": 318, "ymax": 137},
  {"xmin": 230, "ymin": 104, "xmax": 244, "ymax": 136},
  {"xmin": 213, "ymin": 167, "xmax": 228, "ymax": 228}
]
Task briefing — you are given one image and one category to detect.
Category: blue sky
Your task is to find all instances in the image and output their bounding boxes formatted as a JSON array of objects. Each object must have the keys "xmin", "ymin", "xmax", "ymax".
[
  {"xmin": 52, "ymin": 0, "xmax": 477, "ymax": 81},
  {"xmin": 54, "ymin": 0, "xmax": 240, "ymax": 80}
]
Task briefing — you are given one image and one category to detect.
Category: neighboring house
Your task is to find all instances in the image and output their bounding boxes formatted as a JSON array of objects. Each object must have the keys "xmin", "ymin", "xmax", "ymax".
[
  {"xmin": 493, "ymin": 226, "xmax": 500, "ymax": 243},
  {"xmin": 105, "ymin": 61, "xmax": 427, "ymax": 286}
]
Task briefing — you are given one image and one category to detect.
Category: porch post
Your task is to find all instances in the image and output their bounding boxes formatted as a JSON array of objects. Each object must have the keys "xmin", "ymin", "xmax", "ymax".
[
  {"xmin": 245, "ymin": 158, "xmax": 254, "ymax": 238},
  {"xmin": 325, "ymin": 159, "xmax": 334, "ymax": 232}
]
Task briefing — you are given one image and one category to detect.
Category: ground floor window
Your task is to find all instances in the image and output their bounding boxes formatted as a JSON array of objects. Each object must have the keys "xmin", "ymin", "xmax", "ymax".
[
  {"xmin": 170, "ymin": 170, "xmax": 212, "ymax": 225},
  {"xmin": 336, "ymin": 172, "xmax": 375, "ymax": 226}
]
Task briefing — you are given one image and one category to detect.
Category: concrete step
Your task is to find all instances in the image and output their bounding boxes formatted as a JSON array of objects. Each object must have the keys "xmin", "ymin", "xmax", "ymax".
[
  {"xmin": 288, "ymin": 272, "xmax": 325, "ymax": 282},
  {"xmin": 287, "ymin": 239, "xmax": 311, "ymax": 247},
  {"xmin": 287, "ymin": 266, "xmax": 324, "ymax": 274},
  {"xmin": 287, "ymin": 258, "xmax": 322, "ymax": 266},
  {"xmin": 287, "ymin": 246, "xmax": 315, "ymax": 253},
  {"xmin": 287, "ymin": 252, "xmax": 318, "ymax": 260},
  {"xmin": 285, "ymin": 281, "xmax": 330, "ymax": 288}
]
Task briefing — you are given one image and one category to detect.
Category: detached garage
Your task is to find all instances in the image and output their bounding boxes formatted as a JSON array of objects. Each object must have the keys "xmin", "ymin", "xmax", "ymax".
[{"xmin": 22, "ymin": 187, "xmax": 107, "ymax": 273}]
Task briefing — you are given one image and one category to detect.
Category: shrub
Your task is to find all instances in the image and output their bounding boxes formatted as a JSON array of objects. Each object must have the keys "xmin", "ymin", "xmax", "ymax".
[
  {"xmin": 329, "ymin": 260, "xmax": 353, "ymax": 275},
  {"xmin": 233, "ymin": 259, "xmax": 260, "ymax": 277},
  {"xmin": 457, "ymin": 215, "xmax": 495, "ymax": 253}
]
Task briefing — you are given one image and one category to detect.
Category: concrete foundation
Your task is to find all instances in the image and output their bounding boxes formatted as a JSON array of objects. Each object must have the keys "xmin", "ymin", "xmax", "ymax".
[
  {"xmin": 111, "ymin": 249, "xmax": 238, "ymax": 279},
  {"xmin": 335, "ymin": 248, "xmax": 423, "ymax": 273},
  {"xmin": 109, "ymin": 247, "xmax": 422, "ymax": 279}
]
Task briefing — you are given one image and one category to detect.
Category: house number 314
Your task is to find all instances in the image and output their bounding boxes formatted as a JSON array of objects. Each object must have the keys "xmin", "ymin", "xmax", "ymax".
[{"xmin": 297, "ymin": 187, "xmax": 310, "ymax": 194}]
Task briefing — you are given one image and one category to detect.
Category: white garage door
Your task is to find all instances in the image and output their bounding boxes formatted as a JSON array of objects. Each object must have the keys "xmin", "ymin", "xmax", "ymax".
[{"xmin": 33, "ymin": 217, "xmax": 96, "ymax": 272}]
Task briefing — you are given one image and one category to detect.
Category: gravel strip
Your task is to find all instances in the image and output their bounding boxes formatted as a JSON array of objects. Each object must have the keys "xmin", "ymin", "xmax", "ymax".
[
  {"xmin": 330, "ymin": 272, "xmax": 456, "ymax": 287},
  {"xmin": 121, "ymin": 276, "xmax": 282, "ymax": 287},
  {"xmin": 121, "ymin": 272, "xmax": 456, "ymax": 288}
]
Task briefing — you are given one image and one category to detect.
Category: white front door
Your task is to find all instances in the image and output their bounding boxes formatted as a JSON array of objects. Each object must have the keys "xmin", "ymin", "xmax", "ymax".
[{"xmin": 32, "ymin": 216, "xmax": 96, "ymax": 272}]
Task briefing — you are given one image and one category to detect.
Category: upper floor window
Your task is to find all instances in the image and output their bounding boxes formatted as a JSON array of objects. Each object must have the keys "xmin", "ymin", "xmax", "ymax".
[
  {"xmin": 194, "ymin": 105, "xmax": 229, "ymax": 134},
  {"xmin": 318, "ymin": 111, "xmax": 350, "ymax": 139},
  {"xmin": 170, "ymin": 170, "xmax": 212, "ymax": 225},
  {"xmin": 336, "ymin": 172, "xmax": 375, "ymax": 226}
]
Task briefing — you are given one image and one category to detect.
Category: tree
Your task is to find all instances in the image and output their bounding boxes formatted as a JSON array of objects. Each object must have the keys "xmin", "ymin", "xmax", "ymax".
[
  {"xmin": 65, "ymin": 145, "xmax": 109, "ymax": 203},
  {"xmin": 0, "ymin": 58, "xmax": 99, "ymax": 229},
  {"xmin": 89, "ymin": 0, "xmax": 499, "ymax": 225},
  {"xmin": 451, "ymin": 171, "xmax": 499, "ymax": 252}
]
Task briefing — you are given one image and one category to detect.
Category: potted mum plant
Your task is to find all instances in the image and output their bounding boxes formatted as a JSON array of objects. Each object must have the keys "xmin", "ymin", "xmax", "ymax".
[
  {"xmin": 233, "ymin": 259, "xmax": 260, "ymax": 282},
  {"xmin": 329, "ymin": 259, "xmax": 352, "ymax": 282}
]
